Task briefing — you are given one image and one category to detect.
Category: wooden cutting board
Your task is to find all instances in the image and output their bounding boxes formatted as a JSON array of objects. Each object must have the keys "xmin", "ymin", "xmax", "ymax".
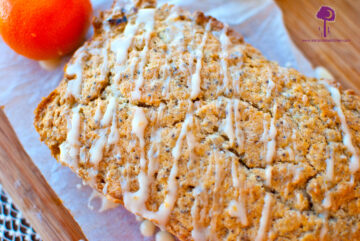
[
  {"xmin": 0, "ymin": 109, "xmax": 87, "ymax": 241},
  {"xmin": 0, "ymin": 1, "xmax": 359, "ymax": 241},
  {"xmin": 275, "ymin": 0, "xmax": 360, "ymax": 93}
]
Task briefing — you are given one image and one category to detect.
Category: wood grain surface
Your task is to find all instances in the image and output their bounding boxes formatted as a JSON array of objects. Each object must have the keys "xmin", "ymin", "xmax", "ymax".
[
  {"xmin": 275, "ymin": 0, "xmax": 360, "ymax": 93},
  {"xmin": 0, "ymin": 109, "xmax": 87, "ymax": 241}
]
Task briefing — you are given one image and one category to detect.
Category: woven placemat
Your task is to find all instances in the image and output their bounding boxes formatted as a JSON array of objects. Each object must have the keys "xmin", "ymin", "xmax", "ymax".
[{"xmin": 0, "ymin": 184, "xmax": 41, "ymax": 241}]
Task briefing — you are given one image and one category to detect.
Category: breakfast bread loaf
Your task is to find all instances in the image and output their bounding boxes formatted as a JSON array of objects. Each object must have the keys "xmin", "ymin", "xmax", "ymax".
[{"xmin": 34, "ymin": 0, "xmax": 360, "ymax": 240}]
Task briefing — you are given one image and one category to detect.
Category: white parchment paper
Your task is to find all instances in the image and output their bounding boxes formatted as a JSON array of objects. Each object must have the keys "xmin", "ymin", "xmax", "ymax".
[{"xmin": 0, "ymin": 0, "xmax": 314, "ymax": 240}]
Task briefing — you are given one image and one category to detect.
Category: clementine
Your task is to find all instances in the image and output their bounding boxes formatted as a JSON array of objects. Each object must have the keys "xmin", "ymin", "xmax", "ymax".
[{"xmin": 0, "ymin": 0, "xmax": 92, "ymax": 60}]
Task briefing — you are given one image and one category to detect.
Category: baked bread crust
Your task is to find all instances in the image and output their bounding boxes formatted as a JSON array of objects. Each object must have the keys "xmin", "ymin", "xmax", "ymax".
[{"xmin": 34, "ymin": 1, "xmax": 360, "ymax": 240}]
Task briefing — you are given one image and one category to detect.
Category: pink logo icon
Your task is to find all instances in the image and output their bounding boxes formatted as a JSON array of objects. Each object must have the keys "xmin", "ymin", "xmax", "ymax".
[{"xmin": 316, "ymin": 6, "xmax": 335, "ymax": 38}]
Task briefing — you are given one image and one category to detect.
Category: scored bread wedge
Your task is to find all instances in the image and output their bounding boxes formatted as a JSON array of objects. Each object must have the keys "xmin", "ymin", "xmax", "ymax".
[{"xmin": 34, "ymin": 0, "xmax": 360, "ymax": 240}]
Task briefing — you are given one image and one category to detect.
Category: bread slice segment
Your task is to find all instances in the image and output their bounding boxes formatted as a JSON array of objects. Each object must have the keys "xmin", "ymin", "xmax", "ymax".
[{"xmin": 34, "ymin": 1, "xmax": 360, "ymax": 240}]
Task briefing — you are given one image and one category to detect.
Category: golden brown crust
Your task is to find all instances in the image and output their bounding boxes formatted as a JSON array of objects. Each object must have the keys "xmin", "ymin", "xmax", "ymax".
[{"xmin": 34, "ymin": 1, "xmax": 360, "ymax": 240}]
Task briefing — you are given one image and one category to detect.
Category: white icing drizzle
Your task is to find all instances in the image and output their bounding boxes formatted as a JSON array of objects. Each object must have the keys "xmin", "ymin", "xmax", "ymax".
[
  {"xmin": 209, "ymin": 152, "xmax": 225, "ymax": 238},
  {"xmin": 172, "ymin": 113, "xmax": 193, "ymax": 161},
  {"xmin": 319, "ymin": 85, "xmax": 355, "ymax": 241},
  {"xmin": 108, "ymin": 112, "xmax": 119, "ymax": 145},
  {"xmin": 155, "ymin": 231, "xmax": 175, "ymax": 241},
  {"xmin": 266, "ymin": 104, "xmax": 278, "ymax": 164},
  {"xmin": 325, "ymin": 149, "xmax": 334, "ymax": 181},
  {"xmin": 111, "ymin": 8, "xmax": 156, "ymax": 89},
  {"xmin": 88, "ymin": 189, "xmax": 119, "ymax": 212},
  {"xmin": 147, "ymin": 107, "xmax": 164, "ymax": 177},
  {"xmin": 265, "ymin": 166, "xmax": 273, "ymax": 187},
  {"xmin": 90, "ymin": 98, "xmax": 118, "ymax": 168},
  {"xmin": 102, "ymin": 182, "xmax": 109, "ymax": 194},
  {"xmin": 140, "ymin": 220, "xmax": 156, "ymax": 237},
  {"xmin": 166, "ymin": 5, "xmax": 181, "ymax": 20},
  {"xmin": 260, "ymin": 118, "xmax": 268, "ymax": 142},
  {"xmin": 191, "ymin": 162, "xmax": 211, "ymax": 241},
  {"xmin": 185, "ymin": 127, "xmax": 197, "ymax": 169},
  {"xmin": 255, "ymin": 193, "xmax": 273, "ymax": 241},
  {"xmin": 266, "ymin": 71, "xmax": 275, "ymax": 98},
  {"xmin": 286, "ymin": 146, "xmax": 295, "ymax": 161},
  {"xmin": 132, "ymin": 107, "xmax": 148, "ymax": 168},
  {"xmin": 223, "ymin": 98, "xmax": 248, "ymax": 226},
  {"xmin": 224, "ymin": 99, "xmax": 235, "ymax": 146},
  {"xmin": 190, "ymin": 21, "xmax": 211, "ymax": 99},
  {"xmin": 65, "ymin": 47, "xmax": 85, "ymax": 98},
  {"xmin": 191, "ymin": 187, "xmax": 202, "ymax": 241},
  {"xmin": 320, "ymin": 143, "xmax": 334, "ymax": 237},
  {"xmin": 322, "ymin": 192, "xmax": 332, "ymax": 209},
  {"xmin": 94, "ymin": 103, "xmax": 102, "ymax": 123},
  {"xmin": 234, "ymin": 99, "xmax": 245, "ymax": 151},
  {"xmin": 131, "ymin": 9, "xmax": 156, "ymax": 100},
  {"xmin": 256, "ymin": 76, "xmax": 277, "ymax": 239},
  {"xmin": 100, "ymin": 41, "xmax": 109, "ymax": 80},
  {"xmin": 89, "ymin": 133, "xmax": 107, "ymax": 166},
  {"xmin": 317, "ymin": 80, "xmax": 355, "ymax": 239},
  {"xmin": 111, "ymin": 15, "xmax": 141, "ymax": 64},
  {"xmin": 320, "ymin": 218, "xmax": 329, "ymax": 241},
  {"xmin": 99, "ymin": 197, "xmax": 119, "ymax": 212},
  {"xmin": 79, "ymin": 145, "xmax": 86, "ymax": 164},
  {"xmin": 291, "ymin": 130, "xmax": 298, "ymax": 161},
  {"xmin": 224, "ymin": 99, "xmax": 245, "ymax": 150},
  {"xmin": 191, "ymin": 150, "xmax": 226, "ymax": 240},
  {"xmin": 162, "ymin": 72, "xmax": 171, "ymax": 98},
  {"xmin": 86, "ymin": 168, "xmax": 98, "ymax": 187},
  {"xmin": 292, "ymin": 166, "xmax": 303, "ymax": 184},
  {"xmin": 59, "ymin": 107, "xmax": 81, "ymax": 168},
  {"xmin": 161, "ymin": 11, "xmax": 185, "ymax": 97},
  {"xmin": 219, "ymin": 25, "xmax": 231, "ymax": 93},
  {"xmin": 264, "ymin": 104, "xmax": 277, "ymax": 186},
  {"xmin": 151, "ymin": 112, "xmax": 193, "ymax": 225},
  {"xmin": 320, "ymin": 80, "xmax": 360, "ymax": 175},
  {"xmin": 191, "ymin": 187, "xmax": 208, "ymax": 241},
  {"xmin": 123, "ymin": 107, "xmax": 150, "ymax": 214},
  {"xmin": 89, "ymin": 40, "xmax": 110, "ymax": 82},
  {"xmin": 316, "ymin": 66, "xmax": 334, "ymax": 81},
  {"xmin": 320, "ymin": 209, "xmax": 330, "ymax": 241},
  {"xmin": 101, "ymin": 97, "xmax": 117, "ymax": 127},
  {"xmin": 122, "ymin": 105, "xmax": 180, "ymax": 228},
  {"xmin": 39, "ymin": 58, "xmax": 62, "ymax": 71},
  {"xmin": 302, "ymin": 94, "xmax": 308, "ymax": 104},
  {"xmin": 295, "ymin": 192, "xmax": 302, "ymax": 207},
  {"xmin": 228, "ymin": 160, "xmax": 248, "ymax": 226}
]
